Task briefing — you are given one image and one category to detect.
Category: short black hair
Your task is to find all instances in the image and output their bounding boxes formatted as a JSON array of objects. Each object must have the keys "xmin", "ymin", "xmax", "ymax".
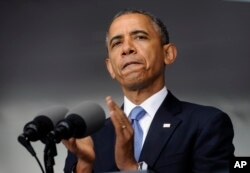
[{"xmin": 106, "ymin": 9, "xmax": 169, "ymax": 46}]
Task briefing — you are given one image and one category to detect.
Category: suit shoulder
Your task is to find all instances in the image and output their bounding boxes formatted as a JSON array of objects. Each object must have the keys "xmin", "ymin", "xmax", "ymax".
[
  {"xmin": 182, "ymin": 101, "xmax": 223, "ymax": 113},
  {"xmin": 179, "ymin": 100, "xmax": 231, "ymax": 122},
  {"xmin": 165, "ymin": 91, "xmax": 231, "ymax": 121}
]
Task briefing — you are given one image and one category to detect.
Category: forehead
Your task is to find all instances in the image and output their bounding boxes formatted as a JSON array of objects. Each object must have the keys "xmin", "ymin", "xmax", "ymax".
[{"xmin": 108, "ymin": 13, "xmax": 158, "ymax": 37}]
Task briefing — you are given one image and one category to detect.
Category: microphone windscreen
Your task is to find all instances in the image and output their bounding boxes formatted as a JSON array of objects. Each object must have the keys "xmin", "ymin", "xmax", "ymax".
[
  {"xmin": 24, "ymin": 115, "xmax": 53, "ymax": 141},
  {"xmin": 37, "ymin": 105, "xmax": 69, "ymax": 126},
  {"xmin": 66, "ymin": 102, "xmax": 106, "ymax": 138},
  {"xmin": 23, "ymin": 105, "xmax": 69, "ymax": 142}
]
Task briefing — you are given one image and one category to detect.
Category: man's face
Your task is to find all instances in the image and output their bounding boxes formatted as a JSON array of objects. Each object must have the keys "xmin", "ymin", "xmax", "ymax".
[{"xmin": 106, "ymin": 13, "xmax": 169, "ymax": 91}]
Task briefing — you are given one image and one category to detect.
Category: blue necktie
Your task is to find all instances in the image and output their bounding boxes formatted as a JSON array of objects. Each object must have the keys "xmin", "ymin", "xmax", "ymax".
[{"xmin": 130, "ymin": 106, "xmax": 146, "ymax": 161}]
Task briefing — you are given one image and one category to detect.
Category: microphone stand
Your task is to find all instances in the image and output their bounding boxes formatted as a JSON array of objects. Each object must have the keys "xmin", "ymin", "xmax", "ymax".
[
  {"xmin": 44, "ymin": 136, "xmax": 57, "ymax": 173},
  {"xmin": 18, "ymin": 135, "xmax": 45, "ymax": 173}
]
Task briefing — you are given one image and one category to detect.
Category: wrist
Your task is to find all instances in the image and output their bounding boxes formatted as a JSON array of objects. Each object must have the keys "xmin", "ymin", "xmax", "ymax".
[{"xmin": 75, "ymin": 159, "xmax": 93, "ymax": 173}]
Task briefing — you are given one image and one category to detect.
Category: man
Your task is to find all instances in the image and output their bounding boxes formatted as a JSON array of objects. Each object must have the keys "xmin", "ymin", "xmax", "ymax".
[{"xmin": 63, "ymin": 9, "xmax": 234, "ymax": 173}]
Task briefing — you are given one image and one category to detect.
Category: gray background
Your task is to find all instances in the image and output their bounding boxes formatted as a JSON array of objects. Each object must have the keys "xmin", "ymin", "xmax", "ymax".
[{"xmin": 0, "ymin": 0, "xmax": 249, "ymax": 172}]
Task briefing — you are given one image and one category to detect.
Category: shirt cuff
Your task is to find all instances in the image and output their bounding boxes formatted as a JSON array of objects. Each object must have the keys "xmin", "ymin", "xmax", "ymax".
[{"xmin": 138, "ymin": 161, "xmax": 148, "ymax": 170}]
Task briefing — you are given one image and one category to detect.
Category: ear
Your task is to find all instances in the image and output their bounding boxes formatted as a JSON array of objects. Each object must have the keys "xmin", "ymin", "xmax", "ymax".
[
  {"xmin": 105, "ymin": 58, "xmax": 116, "ymax": 79},
  {"xmin": 163, "ymin": 43, "xmax": 177, "ymax": 65}
]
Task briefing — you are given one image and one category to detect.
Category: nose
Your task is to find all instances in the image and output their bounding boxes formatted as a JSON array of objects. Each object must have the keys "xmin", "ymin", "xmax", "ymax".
[{"xmin": 121, "ymin": 38, "xmax": 136, "ymax": 56}]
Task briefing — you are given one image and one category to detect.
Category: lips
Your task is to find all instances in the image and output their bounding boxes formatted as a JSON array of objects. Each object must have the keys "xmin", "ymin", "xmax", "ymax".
[
  {"xmin": 122, "ymin": 60, "xmax": 143, "ymax": 70},
  {"xmin": 121, "ymin": 58, "xmax": 144, "ymax": 70}
]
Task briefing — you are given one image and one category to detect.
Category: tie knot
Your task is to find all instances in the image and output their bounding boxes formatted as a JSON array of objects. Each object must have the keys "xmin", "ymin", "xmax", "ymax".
[{"xmin": 130, "ymin": 106, "xmax": 146, "ymax": 121}]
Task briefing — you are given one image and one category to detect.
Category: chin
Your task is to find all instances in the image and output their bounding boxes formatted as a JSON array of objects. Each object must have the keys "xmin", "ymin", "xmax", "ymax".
[{"xmin": 124, "ymin": 80, "xmax": 149, "ymax": 91}]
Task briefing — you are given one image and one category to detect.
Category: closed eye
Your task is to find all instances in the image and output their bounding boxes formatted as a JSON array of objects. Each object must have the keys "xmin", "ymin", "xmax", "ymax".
[
  {"xmin": 111, "ymin": 40, "xmax": 122, "ymax": 48},
  {"xmin": 135, "ymin": 35, "xmax": 148, "ymax": 40},
  {"xmin": 131, "ymin": 30, "xmax": 149, "ymax": 40}
]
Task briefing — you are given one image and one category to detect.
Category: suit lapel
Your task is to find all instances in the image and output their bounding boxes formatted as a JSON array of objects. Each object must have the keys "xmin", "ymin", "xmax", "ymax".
[{"xmin": 139, "ymin": 91, "xmax": 182, "ymax": 166}]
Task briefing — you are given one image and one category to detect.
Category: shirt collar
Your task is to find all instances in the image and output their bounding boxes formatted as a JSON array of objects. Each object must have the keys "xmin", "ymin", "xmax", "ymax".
[{"xmin": 124, "ymin": 86, "xmax": 168, "ymax": 118}]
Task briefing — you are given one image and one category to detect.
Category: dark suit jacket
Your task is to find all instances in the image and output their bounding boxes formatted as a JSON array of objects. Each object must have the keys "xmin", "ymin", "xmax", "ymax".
[{"xmin": 64, "ymin": 91, "xmax": 234, "ymax": 173}]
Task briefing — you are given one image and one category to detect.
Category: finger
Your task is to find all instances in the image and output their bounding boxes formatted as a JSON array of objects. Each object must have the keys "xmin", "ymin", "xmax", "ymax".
[
  {"xmin": 106, "ymin": 96, "xmax": 131, "ymax": 125},
  {"xmin": 62, "ymin": 138, "xmax": 74, "ymax": 147},
  {"xmin": 62, "ymin": 138, "xmax": 77, "ymax": 152},
  {"xmin": 76, "ymin": 136, "xmax": 94, "ymax": 147},
  {"xmin": 106, "ymin": 96, "xmax": 115, "ymax": 111},
  {"xmin": 106, "ymin": 96, "xmax": 130, "ymax": 127},
  {"xmin": 106, "ymin": 96, "xmax": 133, "ymax": 134}
]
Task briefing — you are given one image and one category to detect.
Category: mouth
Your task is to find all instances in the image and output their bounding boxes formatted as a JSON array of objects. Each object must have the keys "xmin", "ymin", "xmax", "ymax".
[{"xmin": 122, "ymin": 61, "xmax": 143, "ymax": 70}]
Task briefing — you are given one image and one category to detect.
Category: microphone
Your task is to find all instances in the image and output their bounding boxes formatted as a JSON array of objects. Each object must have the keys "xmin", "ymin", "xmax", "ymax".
[
  {"xmin": 17, "ymin": 106, "xmax": 68, "ymax": 173},
  {"xmin": 49, "ymin": 101, "xmax": 106, "ymax": 143},
  {"xmin": 18, "ymin": 105, "xmax": 69, "ymax": 143}
]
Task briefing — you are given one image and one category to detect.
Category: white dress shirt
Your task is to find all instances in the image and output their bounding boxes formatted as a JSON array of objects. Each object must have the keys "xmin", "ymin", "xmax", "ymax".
[{"xmin": 124, "ymin": 86, "xmax": 168, "ymax": 146}]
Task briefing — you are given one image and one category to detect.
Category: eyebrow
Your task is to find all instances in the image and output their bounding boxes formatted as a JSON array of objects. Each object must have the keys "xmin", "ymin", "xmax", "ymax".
[
  {"xmin": 109, "ymin": 30, "xmax": 149, "ymax": 46},
  {"xmin": 130, "ymin": 30, "xmax": 149, "ymax": 37}
]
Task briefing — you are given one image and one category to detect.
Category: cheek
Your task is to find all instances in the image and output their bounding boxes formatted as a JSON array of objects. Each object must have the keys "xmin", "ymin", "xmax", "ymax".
[
  {"xmin": 143, "ymin": 50, "xmax": 163, "ymax": 67},
  {"xmin": 109, "ymin": 59, "xmax": 122, "ymax": 76},
  {"xmin": 149, "ymin": 56, "xmax": 166, "ymax": 72},
  {"xmin": 109, "ymin": 51, "xmax": 121, "ymax": 68}
]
